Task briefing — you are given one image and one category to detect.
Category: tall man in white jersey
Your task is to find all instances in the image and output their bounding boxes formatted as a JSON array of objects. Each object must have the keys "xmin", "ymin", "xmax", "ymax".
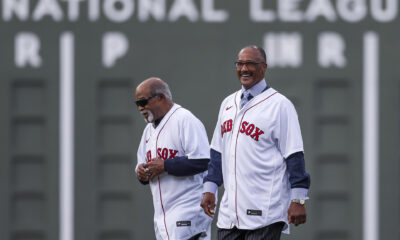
[
  {"xmin": 201, "ymin": 46, "xmax": 311, "ymax": 240},
  {"xmin": 135, "ymin": 78, "xmax": 212, "ymax": 240}
]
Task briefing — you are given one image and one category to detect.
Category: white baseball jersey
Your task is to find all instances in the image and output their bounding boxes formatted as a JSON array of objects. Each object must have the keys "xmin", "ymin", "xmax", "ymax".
[
  {"xmin": 211, "ymin": 88, "xmax": 304, "ymax": 233},
  {"xmin": 136, "ymin": 103, "xmax": 212, "ymax": 240}
]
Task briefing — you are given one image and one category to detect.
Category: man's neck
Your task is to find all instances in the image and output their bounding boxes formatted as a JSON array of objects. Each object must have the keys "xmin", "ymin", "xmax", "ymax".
[
  {"xmin": 153, "ymin": 117, "xmax": 164, "ymax": 128},
  {"xmin": 242, "ymin": 79, "xmax": 267, "ymax": 97},
  {"xmin": 153, "ymin": 102, "xmax": 174, "ymax": 128}
]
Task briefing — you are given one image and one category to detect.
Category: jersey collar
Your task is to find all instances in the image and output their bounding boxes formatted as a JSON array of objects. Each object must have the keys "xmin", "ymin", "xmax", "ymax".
[
  {"xmin": 152, "ymin": 103, "xmax": 180, "ymax": 129},
  {"xmin": 241, "ymin": 79, "xmax": 268, "ymax": 99}
]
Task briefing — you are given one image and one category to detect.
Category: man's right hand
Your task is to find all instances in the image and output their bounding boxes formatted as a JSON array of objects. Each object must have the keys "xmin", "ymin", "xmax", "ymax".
[
  {"xmin": 200, "ymin": 192, "xmax": 216, "ymax": 218},
  {"xmin": 136, "ymin": 163, "xmax": 150, "ymax": 181}
]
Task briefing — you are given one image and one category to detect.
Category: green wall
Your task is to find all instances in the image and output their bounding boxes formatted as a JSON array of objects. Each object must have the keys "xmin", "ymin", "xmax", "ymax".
[{"xmin": 1, "ymin": 0, "xmax": 399, "ymax": 239}]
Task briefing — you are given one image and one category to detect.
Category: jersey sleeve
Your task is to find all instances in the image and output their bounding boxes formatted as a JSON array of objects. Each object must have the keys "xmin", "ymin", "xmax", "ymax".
[
  {"xmin": 204, "ymin": 99, "xmax": 226, "ymax": 190},
  {"xmin": 135, "ymin": 127, "xmax": 148, "ymax": 173},
  {"xmin": 179, "ymin": 113, "xmax": 210, "ymax": 159},
  {"xmin": 275, "ymin": 98, "xmax": 304, "ymax": 158},
  {"xmin": 210, "ymin": 99, "xmax": 226, "ymax": 153}
]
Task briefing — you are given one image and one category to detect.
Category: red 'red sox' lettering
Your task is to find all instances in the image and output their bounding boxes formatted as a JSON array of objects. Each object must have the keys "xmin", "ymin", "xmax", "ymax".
[
  {"xmin": 221, "ymin": 119, "xmax": 233, "ymax": 137},
  {"xmin": 240, "ymin": 121, "xmax": 264, "ymax": 141},
  {"xmin": 157, "ymin": 148, "xmax": 178, "ymax": 160},
  {"xmin": 146, "ymin": 150, "xmax": 152, "ymax": 162},
  {"xmin": 146, "ymin": 148, "xmax": 179, "ymax": 162}
]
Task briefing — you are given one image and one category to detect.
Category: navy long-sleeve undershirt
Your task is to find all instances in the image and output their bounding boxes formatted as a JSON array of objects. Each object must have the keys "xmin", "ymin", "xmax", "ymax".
[
  {"xmin": 138, "ymin": 156, "xmax": 209, "ymax": 185},
  {"xmin": 164, "ymin": 156, "xmax": 209, "ymax": 176},
  {"xmin": 203, "ymin": 149, "xmax": 223, "ymax": 186},
  {"xmin": 286, "ymin": 151, "xmax": 310, "ymax": 189}
]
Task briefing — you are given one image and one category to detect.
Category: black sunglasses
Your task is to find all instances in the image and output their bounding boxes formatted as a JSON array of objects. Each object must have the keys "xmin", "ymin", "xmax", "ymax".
[{"xmin": 135, "ymin": 94, "xmax": 158, "ymax": 107}]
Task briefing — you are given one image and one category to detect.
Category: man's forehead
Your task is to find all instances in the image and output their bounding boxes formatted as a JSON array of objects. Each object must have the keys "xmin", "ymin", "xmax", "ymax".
[
  {"xmin": 136, "ymin": 83, "xmax": 151, "ymax": 96},
  {"xmin": 237, "ymin": 48, "xmax": 262, "ymax": 59}
]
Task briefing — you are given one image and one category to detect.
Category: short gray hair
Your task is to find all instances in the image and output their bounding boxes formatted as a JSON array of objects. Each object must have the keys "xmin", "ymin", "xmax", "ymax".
[{"xmin": 151, "ymin": 80, "xmax": 172, "ymax": 101}]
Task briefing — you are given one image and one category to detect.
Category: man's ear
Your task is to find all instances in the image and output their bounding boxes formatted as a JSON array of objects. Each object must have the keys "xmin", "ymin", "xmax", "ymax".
[
  {"xmin": 157, "ymin": 94, "xmax": 165, "ymax": 101},
  {"xmin": 263, "ymin": 63, "xmax": 268, "ymax": 72}
]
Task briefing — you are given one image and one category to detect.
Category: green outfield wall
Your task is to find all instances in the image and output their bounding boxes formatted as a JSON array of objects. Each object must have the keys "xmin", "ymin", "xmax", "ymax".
[{"xmin": 0, "ymin": 0, "xmax": 399, "ymax": 239}]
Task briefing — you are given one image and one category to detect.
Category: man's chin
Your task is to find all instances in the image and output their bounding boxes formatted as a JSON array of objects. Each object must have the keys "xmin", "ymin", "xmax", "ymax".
[
  {"xmin": 240, "ymin": 78, "xmax": 254, "ymax": 88},
  {"xmin": 141, "ymin": 111, "xmax": 154, "ymax": 123},
  {"xmin": 144, "ymin": 117, "xmax": 154, "ymax": 124}
]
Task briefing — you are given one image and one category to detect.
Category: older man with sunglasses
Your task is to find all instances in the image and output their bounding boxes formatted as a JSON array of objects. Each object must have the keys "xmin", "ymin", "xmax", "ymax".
[{"xmin": 135, "ymin": 77, "xmax": 212, "ymax": 240}]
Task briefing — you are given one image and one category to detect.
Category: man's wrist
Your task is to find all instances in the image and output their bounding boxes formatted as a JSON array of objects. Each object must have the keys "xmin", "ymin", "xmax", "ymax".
[
  {"xmin": 290, "ymin": 188, "xmax": 309, "ymax": 201},
  {"xmin": 161, "ymin": 159, "xmax": 168, "ymax": 173},
  {"xmin": 203, "ymin": 181, "xmax": 218, "ymax": 194},
  {"xmin": 291, "ymin": 199, "xmax": 306, "ymax": 205}
]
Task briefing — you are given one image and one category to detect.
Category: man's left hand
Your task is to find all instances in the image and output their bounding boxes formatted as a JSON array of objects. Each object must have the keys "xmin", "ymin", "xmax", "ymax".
[
  {"xmin": 143, "ymin": 157, "xmax": 164, "ymax": 180},
  {"xmin": 288, "ymin": 202, "xmax": 307, "ymax": 226}
]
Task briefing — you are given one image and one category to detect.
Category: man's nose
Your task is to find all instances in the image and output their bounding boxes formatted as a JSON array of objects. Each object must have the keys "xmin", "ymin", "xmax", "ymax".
[
  {"xmin": 240, "ymin": 64, "xmax": 249, "ymax": 71},
  {"xmin": 138, "ymin": 105, "xmax": 144, "ymax": 111}
]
